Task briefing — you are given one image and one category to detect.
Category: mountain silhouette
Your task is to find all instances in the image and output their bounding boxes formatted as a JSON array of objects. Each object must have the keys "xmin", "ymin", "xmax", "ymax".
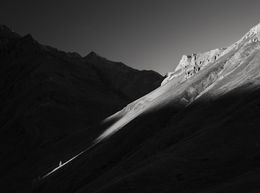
[
  {"xmin": 2, "ymin": 23, "xmax": 260, "ymax": 193},
  {"xmin": 0, "ymin": 25, "xmax": 162, "ymax": 192}
]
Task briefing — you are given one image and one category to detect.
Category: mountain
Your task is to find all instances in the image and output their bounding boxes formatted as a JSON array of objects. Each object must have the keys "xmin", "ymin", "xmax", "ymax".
[
  {"xmin": 84, "ymin": 51, "xmax": 163, "ymax": 101},
  {"xmin": 0, "ymin": 25, "xmax": 163, "ymax": 193},
  {"xmin": 32, "ymin": 23, "xmax": 260, "ymax": 193}
]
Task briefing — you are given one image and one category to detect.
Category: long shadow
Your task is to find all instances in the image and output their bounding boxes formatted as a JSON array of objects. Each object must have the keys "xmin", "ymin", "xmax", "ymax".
[{"xmin": 33, "ymin": 86, "xmax": 260, "ymax": 193}]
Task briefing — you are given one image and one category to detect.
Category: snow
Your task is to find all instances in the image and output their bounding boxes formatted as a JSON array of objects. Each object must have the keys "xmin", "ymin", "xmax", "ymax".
[{"xmin": 39, "ymin": 22, "xmax": 260, "ymax": 182}]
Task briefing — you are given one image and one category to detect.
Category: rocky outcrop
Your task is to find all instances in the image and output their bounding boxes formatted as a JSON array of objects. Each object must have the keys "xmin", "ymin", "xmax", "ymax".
[
  {"xmin": 161, "ymin": 48, "xmax": 226, "ymax": 85},
  {"xmin": 176, "ymin": 48, "xmax": 225, "ymax": 71},
  {"xmin": 162, "ymin": 23, "xmax": 260, "ymax": 87}
]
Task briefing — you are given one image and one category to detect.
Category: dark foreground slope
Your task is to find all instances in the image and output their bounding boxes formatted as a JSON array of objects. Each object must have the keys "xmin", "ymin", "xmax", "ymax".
[
  {"xmin": 38, "ymin": 82, "xmax": 260, "ymax": 193},
  {"xmin": 0, "ymin": 25, "xmax": 162, "ymax": 193},
  {"xmin": 34, "ymin": 24, "xmax": 260, "ymax": 193}
]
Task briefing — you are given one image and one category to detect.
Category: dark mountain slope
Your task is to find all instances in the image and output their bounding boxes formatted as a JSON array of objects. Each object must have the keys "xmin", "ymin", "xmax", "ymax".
[
  {"xmin": 34, "ymin": 85, "xmax": 260, "ymax": 193},
  {"xmin": 0, "ymin": 26, "xmax": 162, "ymax": 193},
  {"xmin": 89, "ymin": 88, "xmax": 260, "ymax": 193},
  {"xmin": 34, "ymin": 23, "xmax": 260, "ymax": 193},
  {"xmin": 84, "ymin": 51, "xmax": 163, "ymax": 100}
]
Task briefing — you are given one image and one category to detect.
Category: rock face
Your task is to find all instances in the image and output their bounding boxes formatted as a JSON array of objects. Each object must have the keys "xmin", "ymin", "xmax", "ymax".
[
  {"xmin": 162, "ymin": 23, "xmax": 260, "ymax": 86},
  {"xmin": 0, "ymin": 25, "xmax": 162, "ymax": 193},
  {"xmin": 176, "ymin": 48, "xmax": 224, "ymax": 71},
  {"xmin": 161, "ymin": 48, "xmax": 226, "ymax": 85}
]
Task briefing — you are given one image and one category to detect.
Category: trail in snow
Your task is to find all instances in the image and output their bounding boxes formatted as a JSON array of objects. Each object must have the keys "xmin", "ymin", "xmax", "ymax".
[
  {"xmin": 39, "ymin": 78, "xmax": 183, "ymax": 180},
  {"xmin": 39, "ymin": 97, "xmax": 155, "ymax": 180},
  {"xmin": 38, "ymin": 22, "xmax": 260, "ymax": 182},
  {"xmin": 40, "ymin": 141, "xmax": 98, "ymax": 179}
]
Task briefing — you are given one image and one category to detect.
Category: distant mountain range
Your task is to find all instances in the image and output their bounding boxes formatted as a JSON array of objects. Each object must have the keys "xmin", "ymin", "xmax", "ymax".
[{"xmin": 2, "ymin": 23, "xmax": 260, "ymax": 193}]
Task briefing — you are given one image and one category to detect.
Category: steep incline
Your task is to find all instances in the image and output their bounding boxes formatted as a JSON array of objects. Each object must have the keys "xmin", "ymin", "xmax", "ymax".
[
  {"xmin": 35, "ymin": 23, "xmax": 260, "ymax": 193},
  {"xmin": 0, "ymin": 25, "xmax": 162, "ymax": 193},
  {"xmin": 96, "ymin": 23, "xmax": 260, "ymax": 141}
]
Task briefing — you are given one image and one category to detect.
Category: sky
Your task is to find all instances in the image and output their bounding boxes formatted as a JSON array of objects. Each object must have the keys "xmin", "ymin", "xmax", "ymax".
[{"xmin": 1, "ymin": 0, "xmax": 260, "ymax": 74}]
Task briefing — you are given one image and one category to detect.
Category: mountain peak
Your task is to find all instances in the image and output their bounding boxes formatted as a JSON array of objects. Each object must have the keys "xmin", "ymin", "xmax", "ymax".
[
  {"xmin": 0, "ymin": 24, "xmax": 20, "ymax": 39},
  {"xmin": 245, "ymin": 22, "xmax": 260, "ymax": 40},
  {"xmin": 161, "ymin": 22, "xmax": 260, "ymax": 86},
  {"xmin": 249, "ymin": 22, "xmax": 260, "ymax": 34},
  {"xmin": 0, "ymin": 24, "xmax": 12, "ymax": 32},
  {"xmin": 84, "ymin": 51, "xmax": 107, "ymax": 63},
  {"xmin": 85, "ymin": 51, "xmax": 102, "ymax": 58},
  {"xmin": 86, "ymin": 51, "xmax": 99, "ymax": 57}
]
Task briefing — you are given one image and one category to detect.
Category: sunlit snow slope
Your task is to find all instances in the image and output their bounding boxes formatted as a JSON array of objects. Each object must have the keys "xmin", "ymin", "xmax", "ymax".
[
  {"xmin": 97, "ymin": 23, "xmax": 260, "ymax": 142},
  {"xmin": 34, "ymin": 23, "xmax": 260, "ymax": 193}
]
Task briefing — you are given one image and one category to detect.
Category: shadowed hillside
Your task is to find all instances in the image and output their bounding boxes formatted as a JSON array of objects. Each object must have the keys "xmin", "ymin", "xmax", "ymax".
[
  {"xmin": 0, "ymin": 25, "xmax": 162, "ymax": 193},
  {"xmin": 33, "ymin": 23, "xmax": 260, "ymax": 193},
  {"xmin": 2, "ymin": 22, "xmax": 260, "ymax": 193}
]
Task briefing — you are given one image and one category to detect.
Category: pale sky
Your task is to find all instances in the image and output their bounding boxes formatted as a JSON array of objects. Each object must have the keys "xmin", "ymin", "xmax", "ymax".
[{"xmin": 1, "ymin": 0, "xmax": 260, "ymax": 74}]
